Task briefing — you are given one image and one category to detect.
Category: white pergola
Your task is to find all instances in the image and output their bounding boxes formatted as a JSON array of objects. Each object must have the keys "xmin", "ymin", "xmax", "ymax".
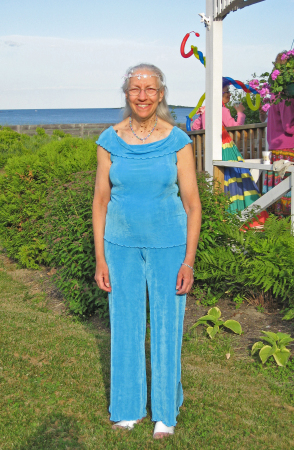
[
  {"xmin": 203, "ymin": 0, "xmax": 294, "ymax": 231},
  {"xmin": 204, "ymin": 0, "xmax": 265, "ymax": 176}
]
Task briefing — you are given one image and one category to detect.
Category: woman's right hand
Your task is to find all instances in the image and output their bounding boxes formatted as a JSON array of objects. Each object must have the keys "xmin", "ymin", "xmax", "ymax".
[
  {"xmin": 94, "ymin": 260, "xmax": 111, "ymax": 292},
  {"xmin": 234, "ymin": 103, "xmax": 245, "ymax": 113}
]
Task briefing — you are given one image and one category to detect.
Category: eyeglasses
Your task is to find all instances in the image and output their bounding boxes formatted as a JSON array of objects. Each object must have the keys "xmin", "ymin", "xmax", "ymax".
[{"xmin": 127, "ymin": 87, "xmax": 159, "ymax": 97}]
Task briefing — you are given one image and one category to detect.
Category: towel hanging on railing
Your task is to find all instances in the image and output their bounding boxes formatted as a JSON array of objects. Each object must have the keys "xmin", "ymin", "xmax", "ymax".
[{"xmin": 273, "ymin": 160, "xmax": 294, "ymax": 179}]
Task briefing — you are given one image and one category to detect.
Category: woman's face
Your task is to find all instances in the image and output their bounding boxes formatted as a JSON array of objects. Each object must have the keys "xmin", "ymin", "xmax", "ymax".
[
  {"xmin": 126, "ymin": 70, "xmax": 164, "ymax": 120},
  {"xmin": 222, "ymin": 86, "xmax": 231, "ymax": 104}
]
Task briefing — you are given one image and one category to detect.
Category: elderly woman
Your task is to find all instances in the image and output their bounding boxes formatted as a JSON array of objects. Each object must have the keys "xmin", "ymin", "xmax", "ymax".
[
  {"xmin": 192, "ymin": 79, "xmax": 261, "ymax": 214},
  {"xmin": 92, "ymin": 63, "xmax": 201, "ymax": 438}
]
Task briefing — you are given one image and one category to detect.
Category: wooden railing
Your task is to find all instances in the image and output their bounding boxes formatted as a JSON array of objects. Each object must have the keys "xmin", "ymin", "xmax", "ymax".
[{"xmin": 187, "ymin": 123, "xmax": 267, "ymax": 172}]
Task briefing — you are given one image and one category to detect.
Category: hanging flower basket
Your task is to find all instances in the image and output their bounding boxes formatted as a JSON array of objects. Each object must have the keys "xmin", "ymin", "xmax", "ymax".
[{"xmin": 249, "ymin": 50, "xmax": 294, "ymax": 111}]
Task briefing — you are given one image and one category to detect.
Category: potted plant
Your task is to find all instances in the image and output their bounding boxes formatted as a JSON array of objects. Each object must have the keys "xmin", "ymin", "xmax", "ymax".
[
  {"xmin": 269, "ymin": 50, "xmax": 294, "ymax": 102},
  {"xmin": 249, "ymin": 50, "xmax": 294, "ymax": 111}
]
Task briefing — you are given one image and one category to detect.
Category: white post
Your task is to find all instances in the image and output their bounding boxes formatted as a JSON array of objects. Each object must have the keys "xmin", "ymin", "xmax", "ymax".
[
  {"xmin": 265, "ymin": 127, "xmax": 269, "ymax": 151},
  {"xmin": 205, "ymin": 0, "xmax": 223, "ymax": 176}
]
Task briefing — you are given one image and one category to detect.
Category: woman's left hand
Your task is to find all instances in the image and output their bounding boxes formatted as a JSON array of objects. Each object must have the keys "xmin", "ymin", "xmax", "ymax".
[{"xmin": 176, "ymin": 265, "xmax": 194, "ymax": 295}]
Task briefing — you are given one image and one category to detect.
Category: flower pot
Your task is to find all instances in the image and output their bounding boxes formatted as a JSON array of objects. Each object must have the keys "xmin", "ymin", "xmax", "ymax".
[{"xmin": 285, "ymin": 83, "xmax": 294, "ymax": 97}]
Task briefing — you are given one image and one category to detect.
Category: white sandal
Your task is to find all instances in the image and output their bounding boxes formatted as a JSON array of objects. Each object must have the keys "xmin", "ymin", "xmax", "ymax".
[
  {"xmin": 153, "ymin": 421, "xmax": 175, "ymax": 439},
  {"xmin": 112, "ymin": 418, "xmax": 144, "ymax": 430}
]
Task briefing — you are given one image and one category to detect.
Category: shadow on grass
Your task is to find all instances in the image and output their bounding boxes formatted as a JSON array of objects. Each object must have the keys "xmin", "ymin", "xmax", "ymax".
[
  {"xmin": 16, "ymin": 412, "xmax": 86, "ymax": 450},
  {"xmin": 95, "ymin": 332, "xmax": 111, "ymax": 406}
]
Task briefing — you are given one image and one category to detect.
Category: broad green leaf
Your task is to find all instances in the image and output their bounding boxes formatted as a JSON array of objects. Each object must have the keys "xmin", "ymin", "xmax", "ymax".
[
  {"xmin": 273, "ymin": 348, "xmax": 290, "ymax": 367},
  {"xmin": 278, "ymin": 337, "xmax": 294, "ymax": 346},
  {"xmin": 260, "ymin": 336, "xmax": 276, "ymax": 345},
  {"xmin": 251, "ymin": 341, "xmax": 264, "ymax": 355},
  {"xmin": 207, "ymin": 325, "xmax": 219, "ymax": 339},
  {"xmin": 196, "ymin": 314, "xmax": 217, "ymax": 323},
  {"xmin": 211, "ymin": 325, "xmax": 219, "ymax": 339},
  {"xmin": 206, "ymin": 326, "xmax": 214, "ymax": 338},
  {"xmin": 276, "ymin": 332, "xmax": 293, "ymax": 341},
  {"xmin": 223, "ymin": 320, "xmax": 242, "ymax": 335},
  {"xmin": 261, "ymin": 331, "xmax": 278, "ymax": 342},
  {"xmin": 208, "ymin": 307, "xmax": 221, "ymax": 319},
  {"xmin": 259, "ymin": 345, "xmax": 274, "ymax": 364}
]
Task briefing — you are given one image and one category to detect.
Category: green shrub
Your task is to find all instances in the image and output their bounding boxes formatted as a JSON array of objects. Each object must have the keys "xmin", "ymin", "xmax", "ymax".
[
  {"xmin": 194, "ymin": 196, "xmax": 294, "ymax": 308},
  {"xmin": 52, "ymin": 129, "xmax": 71, "ymax": 138},
  {"xmin": 196, "ymin": 172, "xmax": 242, "ymax": 253},
  {"xmin": 0, "ymin": 127, "xmax": 29, "ymax": 168},
  {"xmin": 44, "ymin": 171, "xmax": 108, "ymax": 317},
  {"xmin": 252, "ymin": 331, "xmax": 293, "ymax": 367},
  {"xmin": 0, "ymin": 135, "xmax": 97, "ymax": 267},
  {"xmin": 190, "ymin": 306, "xmax": 242, "ymax": 339}
]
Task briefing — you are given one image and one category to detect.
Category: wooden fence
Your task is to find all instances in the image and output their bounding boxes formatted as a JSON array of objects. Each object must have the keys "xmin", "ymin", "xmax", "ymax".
[
  {"xmin": 4, "ymin": 123, "xmax": 115, "ymax": 138},
  {"xmin": 187, "ymin": 122, "xmax": 267, "ymax": 172}
]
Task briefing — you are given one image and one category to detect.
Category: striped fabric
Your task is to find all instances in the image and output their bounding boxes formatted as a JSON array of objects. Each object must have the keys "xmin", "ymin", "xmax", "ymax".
[{"xmin": 222, "ymin": 127, "xmax": 260, "ymax": 213}]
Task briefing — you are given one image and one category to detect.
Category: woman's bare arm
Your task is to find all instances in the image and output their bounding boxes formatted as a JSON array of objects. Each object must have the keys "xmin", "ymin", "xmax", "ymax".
[
  {"xmin": 176, "ymin": 143, "xmax": 202, "ymax": 295},
  {"xmin": 92, "ymin": 145, "xmax": 112, "ymax": 292}
]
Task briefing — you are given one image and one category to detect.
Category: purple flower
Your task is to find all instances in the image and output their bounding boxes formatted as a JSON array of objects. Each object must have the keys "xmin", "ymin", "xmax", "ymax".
[
  {"xmin": 259, "ymin": 87, "xmax": 270, "ymax": 97},
  {"xmin": 281, "ymin": 53, "xmax": 288, "ymax": 61},
  {"xmin": 249, "ymin": 79, "xmax": 259, "ymax": 89},
  {"xmin": 262, "ymin": 104, "xmax": 271, "ymax": 112},
  {"xmin": 271, "ymin": 70, "xmax": 280, "ymax": 80}
]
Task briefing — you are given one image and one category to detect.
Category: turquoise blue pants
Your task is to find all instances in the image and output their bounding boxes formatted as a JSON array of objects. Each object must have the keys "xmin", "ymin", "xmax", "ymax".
[{"xmin": 104, "ymin": 241, "xmax": 186, "ymax": 427}]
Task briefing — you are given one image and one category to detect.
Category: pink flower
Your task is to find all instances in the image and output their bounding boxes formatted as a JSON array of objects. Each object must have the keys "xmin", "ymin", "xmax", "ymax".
[
  {"xmin": 259, "ymin": 87, "xmax": 270, "ymax": 97},
  {"xmin": 249, "ymin": 79, "xmax": 259, "ymax": 89},
  {"xmin": 271, "ymin": 70, "xmax": 280, "ymax": 80},
  {"xmin": 287, "ymin": 50, "xmax": 294, "ymax": 57},
  {"xmin": 281, "ymin": 53, "xmax": 288, "ymax": 61},
  {"xmin": 262, "ymin": 82, "xmax": 270, "ymax": 89},
  {"xmin": 262, "ymin": 104, "xmax": 271, "ymax": 112}
]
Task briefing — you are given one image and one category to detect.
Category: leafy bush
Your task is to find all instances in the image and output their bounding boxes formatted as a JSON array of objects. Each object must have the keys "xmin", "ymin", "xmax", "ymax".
[
  {"xmin": 251, "ymin": 331, "xmax": 293, "ymax": 367},
  {"xmin": 196, "ymin": 172, "xmax": 241, "ymax": 252},
  {"xmin": 0, "ymin": 127, "xmax": 29, "ymax": 168},
  {"xmin": 0, "ymin": 134, "xmax": 97, "ymax": 267},
  {"xmin": 44, "ymin": 171, "xmax": 108, "ymax": 317},
  {"xmin": 194, "ymin": 196, "xmax": 294, "ymax": 308},
  {"xmin": 190, "ymin": 306, "xmax": 242, "ymax": 339}
]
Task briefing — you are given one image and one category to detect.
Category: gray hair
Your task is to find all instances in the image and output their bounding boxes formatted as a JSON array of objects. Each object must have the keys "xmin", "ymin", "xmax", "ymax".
[{"xmin": 121, "ymin": 63, "xmax": 175, "ymax": 125}]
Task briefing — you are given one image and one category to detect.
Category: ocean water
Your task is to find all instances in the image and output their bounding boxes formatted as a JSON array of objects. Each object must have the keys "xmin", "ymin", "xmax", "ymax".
[{"xmin": 0, "ymin": 107, "xmax": 193, "ymax": 126}]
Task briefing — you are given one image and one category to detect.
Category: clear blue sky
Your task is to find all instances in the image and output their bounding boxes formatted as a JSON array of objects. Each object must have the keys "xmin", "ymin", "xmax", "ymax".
[{"xmin": 1, "ymin": 0, "xmax": 293, "ymax": 109}]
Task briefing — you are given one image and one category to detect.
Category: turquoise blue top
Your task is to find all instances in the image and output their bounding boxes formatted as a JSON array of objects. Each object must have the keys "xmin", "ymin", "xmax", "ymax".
[{"xmin": 96, "ymin": 126, "xmax": 192, "ymax": 248}]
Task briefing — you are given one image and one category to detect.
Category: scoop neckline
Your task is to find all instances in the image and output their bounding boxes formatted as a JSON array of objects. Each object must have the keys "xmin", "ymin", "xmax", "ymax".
[{"xmin": 110, "ymin": 125, "xmax": 175, "ymax": 149}]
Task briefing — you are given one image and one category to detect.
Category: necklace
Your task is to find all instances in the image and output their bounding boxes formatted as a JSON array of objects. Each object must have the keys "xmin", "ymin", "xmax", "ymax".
[{"xmin": 129, "ymin": 115, "xmax": 158, "ymax": 143}]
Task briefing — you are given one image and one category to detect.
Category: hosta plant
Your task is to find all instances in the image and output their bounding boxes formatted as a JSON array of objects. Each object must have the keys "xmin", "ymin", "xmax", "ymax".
[
  {"xmin": 191, "ymin": 307, "xmax": 242, "ymax": 339},
  {"xmin": 251, "ymin": 331, "xmax": 293, "ymax": 367}
]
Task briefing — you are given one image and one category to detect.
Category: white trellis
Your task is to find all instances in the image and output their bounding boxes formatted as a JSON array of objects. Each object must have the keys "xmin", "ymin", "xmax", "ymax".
[
  {"xmin": 203, "ymin": 0, "xmax": 294, "ymax": 231},
  {"xmin": 203, "ymin": 0, "xmax": 265, "ymax": 176}
]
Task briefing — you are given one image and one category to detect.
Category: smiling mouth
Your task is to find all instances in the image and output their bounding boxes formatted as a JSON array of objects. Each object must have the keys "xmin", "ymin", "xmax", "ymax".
[{"xmin": 137, "ymin": 105, "xmax": 150, "ymax": 108}]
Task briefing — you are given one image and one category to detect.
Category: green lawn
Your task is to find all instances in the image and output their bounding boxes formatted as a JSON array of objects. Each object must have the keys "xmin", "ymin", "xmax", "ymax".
[{"xmin": 1, "ymin": 263, "xmax": 294, "ymax": 450}]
